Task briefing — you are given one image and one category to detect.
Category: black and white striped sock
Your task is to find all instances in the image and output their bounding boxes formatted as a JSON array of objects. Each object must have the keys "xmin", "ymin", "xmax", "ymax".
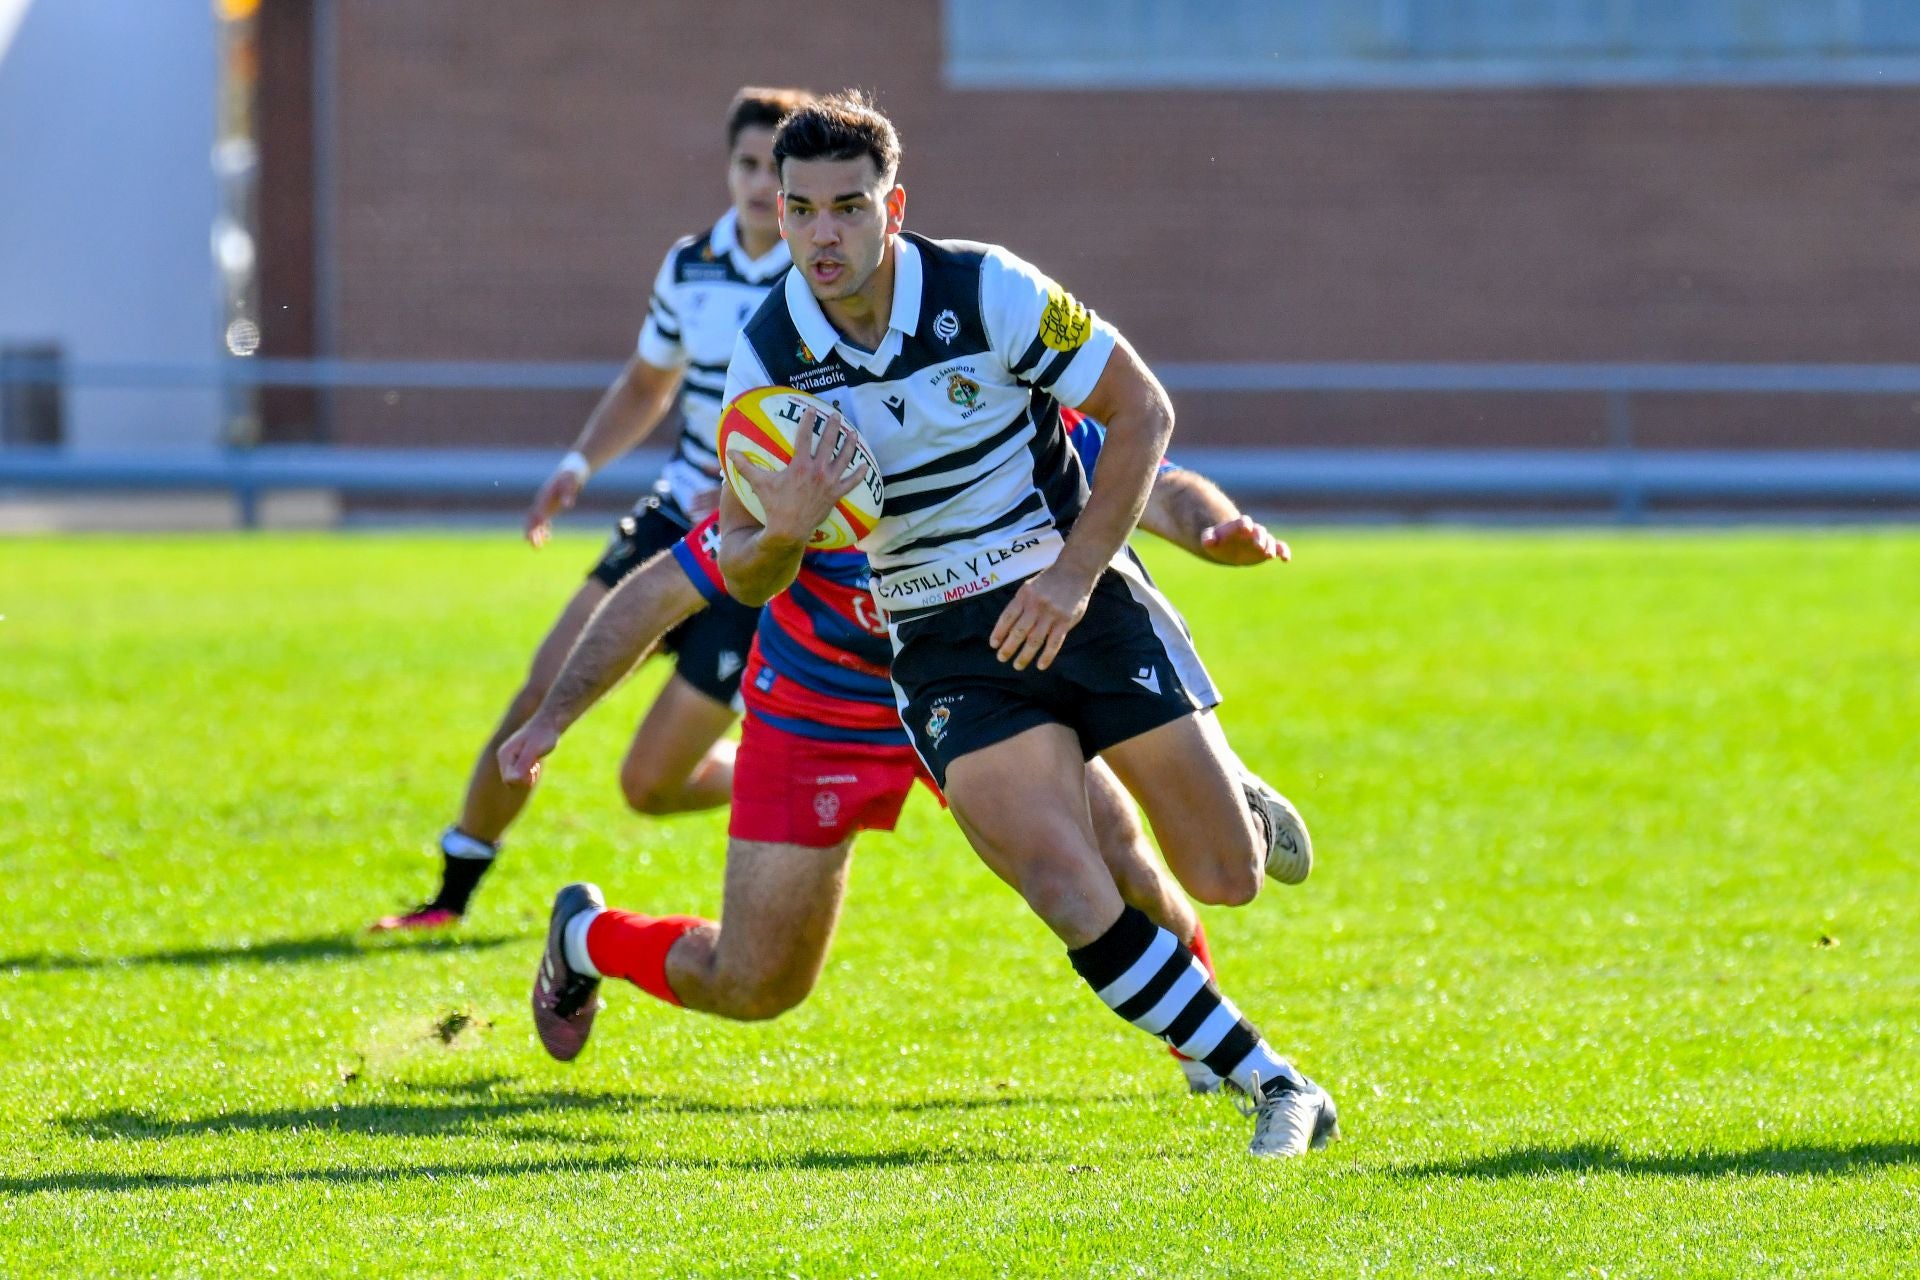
[{"xmin": 1068, "ymin": 905, "xmax": 1303, "ymax": 1096}]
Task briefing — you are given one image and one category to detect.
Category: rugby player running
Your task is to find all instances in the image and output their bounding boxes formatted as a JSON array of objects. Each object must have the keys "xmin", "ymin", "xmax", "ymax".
[
  {"xmin": 505, "ymin": 411, "xmax": 1286, "ymax": 1094},
  {"xmin": 371, "ymin": 87, "xmax": 813, "ymax": 932},
  {"xmin": 712, "ymin": 93, "xmax": 1335, "ymax": 1156}
]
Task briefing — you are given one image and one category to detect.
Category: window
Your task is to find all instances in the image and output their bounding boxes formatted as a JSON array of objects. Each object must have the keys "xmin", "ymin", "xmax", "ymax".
[{"xmin": 944, "ymin": 1, "xmax": 1920, "ymax": 89}]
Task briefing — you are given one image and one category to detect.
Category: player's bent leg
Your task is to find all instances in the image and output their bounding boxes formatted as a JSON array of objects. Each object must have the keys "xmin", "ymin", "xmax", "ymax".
[
  {"xmin": 531, "ymin": 836, "xmax": 853, "ymax": 1060},
  {"xmin": 662, "ymin": 837, "xmax": 854, "ymax": 1019},
  {"xmin": 944, "ymin": 725, "xmax": 1128, "ymax": 948},
  {"xmin": 1086, "ymin": 759, "xmax": 1228, "ymax": 1093},
  {"xmin": 372, "ymin": 580, "xmax": 610, "ymax": 933},
  {"xmin": 1086, "ymin": 758, "xmax": 1199, "ymax": 945},
  {"xmin": 1101, "ymin": 710, "xmax": 1308, "ymax": 906},
  {"xmin": 617, "ymin": 673, "xmax": 738, "ymax": 816}
]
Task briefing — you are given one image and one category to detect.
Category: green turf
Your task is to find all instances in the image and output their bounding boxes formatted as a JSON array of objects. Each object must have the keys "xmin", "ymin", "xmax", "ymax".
[{"xmin": 2, "ymin": 529, "xmax": 1916, "ymax": 1277}]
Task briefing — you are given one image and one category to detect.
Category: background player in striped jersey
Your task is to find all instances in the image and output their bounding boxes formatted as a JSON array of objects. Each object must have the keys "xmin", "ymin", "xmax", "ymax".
[
  {"xmin": 503, "ymin": 412, "xmax": 1285, "ymax": 1093},
  {"xmin": 717, "ymin": 93, "xmax": 1335, "ymax": 1156},
  {"xmin": 371, "ymin": 87, "xmax": 812, "ymax": 933}
]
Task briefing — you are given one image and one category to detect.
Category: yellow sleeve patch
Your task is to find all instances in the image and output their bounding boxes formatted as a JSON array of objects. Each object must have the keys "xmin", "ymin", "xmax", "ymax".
[{"xmin": 1038, "ymin": 286, "xmax": 1093, "ymax": 352}]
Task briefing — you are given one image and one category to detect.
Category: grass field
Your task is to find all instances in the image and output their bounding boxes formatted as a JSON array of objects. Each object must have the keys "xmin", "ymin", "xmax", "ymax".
[{"xmin": 2, "ymin": 528, "xmax": 1916, "ymax": 1277}]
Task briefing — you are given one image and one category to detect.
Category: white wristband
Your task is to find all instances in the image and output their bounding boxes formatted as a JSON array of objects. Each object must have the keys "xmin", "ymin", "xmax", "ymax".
[{"xmin": 557, "ymin": 451, "xmax": 592, "ymax": 483}]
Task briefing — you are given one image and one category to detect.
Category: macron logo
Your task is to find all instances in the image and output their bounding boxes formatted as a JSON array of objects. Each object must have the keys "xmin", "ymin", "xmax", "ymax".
[{"xmin": 1132, "ymin": 666, "xmax": 1161, "ymax": 695}]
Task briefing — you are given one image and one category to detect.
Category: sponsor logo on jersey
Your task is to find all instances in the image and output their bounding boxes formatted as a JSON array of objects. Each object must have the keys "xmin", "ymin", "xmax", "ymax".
[
  {"xmin": 1039, "ymin": 286, "xmax": 1092, "ymax": 351},
  {"xmin": 933, "ymin": 309, "xmax": 960, "ymax": 344},
  {"xmin": 883, "ymin": 394, "xmax": 907, "ymax": 424},
  {"xmin": 791, "ymin": 363, "xmax": 846, "ymax": 393}
]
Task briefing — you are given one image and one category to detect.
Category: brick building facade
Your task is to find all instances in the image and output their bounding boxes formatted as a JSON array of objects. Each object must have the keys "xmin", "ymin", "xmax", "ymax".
[{"xmin": 256, "ymin": 2, "xmax": 1920, "ymax": 456}]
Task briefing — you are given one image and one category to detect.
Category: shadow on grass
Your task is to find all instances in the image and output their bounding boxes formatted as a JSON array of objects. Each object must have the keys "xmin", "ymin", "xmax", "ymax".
[
  {"xmin": 59, "ymin": 1082, "xmax": 1136, "ymax": 1142},
  {"xmin": 1400, "ymin": 1141, "xmax": 1920, "ymax": 1180},
  {"xmin": 3, "ymin": 1146, "xmax": 1033, "ymax": 1196},
  {"xmin": 0, "ymin": 931, "xmax": 522, "ymax": 973}
]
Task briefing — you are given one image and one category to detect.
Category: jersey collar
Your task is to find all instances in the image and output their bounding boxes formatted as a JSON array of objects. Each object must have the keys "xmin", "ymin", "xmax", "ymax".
[
  {"xmin": 783, "ymin": 235, "xmax": 922, "ymax": 375},
  {"xmin": 711, "ymin": 208, "xmax": 790, "ymax": 281}
]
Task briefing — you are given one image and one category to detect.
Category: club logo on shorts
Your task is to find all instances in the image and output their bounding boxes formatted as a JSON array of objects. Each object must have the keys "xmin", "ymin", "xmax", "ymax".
[
  {"xmin": 946, "ymin": 373, "xmax": 981, "ymax": 408},
  {"xmin": 813, "ymin": 790, "xmax": 841, "ymax": 826},
  {"xmin": 925, "ymin": 704, "xmax": 951, "ymax": 744},
  {"xmin": 933, "ymin": 309, "xmax": 960, "ymax": 344},
  {"xmin": 717, "ymin": 650, "xmax": 743, "ymax": 683}
]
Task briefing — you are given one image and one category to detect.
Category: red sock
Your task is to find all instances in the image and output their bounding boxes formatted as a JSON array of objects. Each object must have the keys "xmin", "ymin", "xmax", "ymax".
[
  {"xmin": 1187, "ymin": 920, "xmax": 1215, "ymax": 977},
  {"xmin": 586, "ymin": 910, "xmax": 706, "ymax": 1007}
]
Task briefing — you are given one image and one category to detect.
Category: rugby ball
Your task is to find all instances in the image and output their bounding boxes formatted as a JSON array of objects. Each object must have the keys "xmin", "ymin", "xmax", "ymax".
[{"xmin": 718, "ymin": 386, "xmax": 884, "ymax": 550}]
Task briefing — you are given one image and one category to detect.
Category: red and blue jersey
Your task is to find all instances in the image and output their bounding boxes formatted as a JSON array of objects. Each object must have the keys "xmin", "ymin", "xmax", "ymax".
[
  {"xmin": 671, "ymin": 408, "xmax": 1160, "ymax": 745},
  {"xmin": 673, "ymin": 523, "xmax": 902, "ymax": 743}
]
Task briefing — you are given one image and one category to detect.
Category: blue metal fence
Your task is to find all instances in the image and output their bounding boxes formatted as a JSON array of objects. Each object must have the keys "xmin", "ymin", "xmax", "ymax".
[{"xmin": 4, "ymin": 358, "xmax": 1919, "ymax": 524}]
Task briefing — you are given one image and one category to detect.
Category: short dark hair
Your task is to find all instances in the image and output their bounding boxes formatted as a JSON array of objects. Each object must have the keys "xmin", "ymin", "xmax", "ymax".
[
  {"xmin": 726, "ymin": 86, "xmax": 813, "ymax": 151},
  {"xmin": 773, "ymin": 89, "xmax": 901, "ymax": 184}
]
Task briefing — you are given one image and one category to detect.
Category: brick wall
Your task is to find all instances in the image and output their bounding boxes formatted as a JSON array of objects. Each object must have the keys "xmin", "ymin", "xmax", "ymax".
[{"xmin": 264, "ymin": 1, "xmax": 1920, "ymax": 453}]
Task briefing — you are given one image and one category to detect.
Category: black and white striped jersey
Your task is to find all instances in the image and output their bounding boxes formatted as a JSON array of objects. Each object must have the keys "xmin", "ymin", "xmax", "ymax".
[
  {"xmin": 637, "ymin": 208, "xmax": 790, "ymax": 516},
  {"xmin": 721, "ymin": 232, "xmax": 1120, "ymax": 617}
]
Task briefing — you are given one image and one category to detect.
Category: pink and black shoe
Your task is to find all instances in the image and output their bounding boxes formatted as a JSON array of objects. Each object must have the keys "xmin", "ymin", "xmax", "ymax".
[{"xmin": 368, "ymin": 904, "xmax": 462, "ymax": 933}]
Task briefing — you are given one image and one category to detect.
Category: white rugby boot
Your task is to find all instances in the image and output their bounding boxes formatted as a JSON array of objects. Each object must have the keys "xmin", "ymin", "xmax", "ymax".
[
  {"xmin": 1242, "ymin": 772, "xmax": 1312, "ymax": 885},
  {"xmin": 1245, "ymin": 1074, "xmax": 1341, "ymax": 1158}
]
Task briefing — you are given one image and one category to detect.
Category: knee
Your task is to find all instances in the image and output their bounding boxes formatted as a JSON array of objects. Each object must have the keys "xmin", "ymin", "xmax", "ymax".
[
  {"xmin": 618, "ymin": 761, "xmax": 679, "ymax": 816},
  {"xmin": 720, "ymin": 974, "xmax": 813, "ymax": 1022},
  {"xmin": 1186, "ymin": 863, "xmax": 1261, "ymax": 908}
]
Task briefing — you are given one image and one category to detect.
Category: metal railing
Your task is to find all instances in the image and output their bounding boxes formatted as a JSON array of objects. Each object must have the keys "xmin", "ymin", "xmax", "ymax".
[{"xmin": 4, "ymin": 358, "xmax": 1919, "ymax": 524}]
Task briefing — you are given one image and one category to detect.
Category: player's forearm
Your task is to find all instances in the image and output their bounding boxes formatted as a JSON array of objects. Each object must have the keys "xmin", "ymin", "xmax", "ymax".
[
  {"xmin": 717, "ymin": 528, "xmax": 805, "ymax": 607},
  {"xmin": 569, "ymin": 360, "xmax": 679, "ymax": 472},
  {"xmin": 1057, "ymin": 398, "xmax": 1172, "ymax": 584},
  {"xmin": 1140, "ymin": 468, "xmax": 1238, "ymax": 556},
  {"xmin": 537, "ymin": 568, "xmax": 698, "ymax": 732}
]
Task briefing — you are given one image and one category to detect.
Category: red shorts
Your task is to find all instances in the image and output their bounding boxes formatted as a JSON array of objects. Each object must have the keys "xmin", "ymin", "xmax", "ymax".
[{"xmin": 728, "ymin": 712, "xmax": 939, "ymax": 848}]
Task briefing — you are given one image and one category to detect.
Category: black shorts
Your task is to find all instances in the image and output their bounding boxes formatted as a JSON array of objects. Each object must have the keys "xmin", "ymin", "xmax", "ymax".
[
  {"xmin": 890, "ymin": 561, "xmax": 1219, "ymax": 788},
  {"xmin": 587, "ymin": 497, "xmax": 761, "ymax": 706}
]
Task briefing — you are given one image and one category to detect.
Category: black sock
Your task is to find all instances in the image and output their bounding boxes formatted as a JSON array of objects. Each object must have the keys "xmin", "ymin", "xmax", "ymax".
[
  {"xmin": 1067, "ymin": 905, "xmax": 1301, "ymax": 1094},
  {"xmin": 431, "ymin": 828, "xmax": 498, "ymax": 914}
]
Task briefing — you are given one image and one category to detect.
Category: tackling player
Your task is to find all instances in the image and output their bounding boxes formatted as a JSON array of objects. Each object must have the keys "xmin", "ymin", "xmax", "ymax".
[
  {"xmin": 715, "ymin": 93, "xmax": 1337, "ymax": 1157},
  {"xmin": 371, "ymin": 87, "xmax": 813, "ymax": 932},
  {"xmin": 503, "ymin": 412, "xmax": 1288, "ymax": 1096}
]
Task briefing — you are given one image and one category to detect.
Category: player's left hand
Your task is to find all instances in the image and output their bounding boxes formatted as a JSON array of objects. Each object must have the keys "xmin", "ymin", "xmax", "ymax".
[
  {"xmin": 990, "ymin": 566, "xmax": 1095, "ymax": 671},
  {"xmin": 498, "ymin": 717, "xmax": 560, "ymax": 787},
  {"xmin": 1199, "ymin": 515, "xmax": 1289, "ymax": 566}
]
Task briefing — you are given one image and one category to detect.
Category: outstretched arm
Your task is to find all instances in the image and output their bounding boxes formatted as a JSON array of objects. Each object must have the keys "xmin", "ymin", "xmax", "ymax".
[
  {"xmin": 525, "ymin": 355, "xmax": 684, "ymax": 547},
  {"xmin": 497, "ymin": 552, "xmax": 707, "ymax": 785},
  {"xmin": 1140, "ymin": 467, "xmax": 1290, "ymax": 566}
]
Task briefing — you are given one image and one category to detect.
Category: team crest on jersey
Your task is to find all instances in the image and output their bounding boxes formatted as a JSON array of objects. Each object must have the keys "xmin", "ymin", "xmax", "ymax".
[
  {"xmin": 933, "ymin": 309, "xmax": 960, "ymax": 344},
  {"xmin": 946, "ymin": 373, "xmax": 981, "ymax": 408},
  {"xmin": 699, "ymin": 523, "xmax": 722, "ymax": 557},
  {"xmin": 797, "ymin": 338, "xmax": 818, "ymax": 365},
  {"xmin": 1039, "ymin": 286, "xmax": 1092, "ymax": 351}
]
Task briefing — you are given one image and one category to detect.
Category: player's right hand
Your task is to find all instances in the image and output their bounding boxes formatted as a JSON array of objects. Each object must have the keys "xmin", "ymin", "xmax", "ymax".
[
  {"xmin": 498, "ymin": 717, "xmax": 560, "ymax": 787},
  {"xmin": 525, "ymin": 469, "xmax": 585, "ymax": 548},
  {"xmin": 726, "ymin": 407, "xmax": 867, "ymax": 544}
]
